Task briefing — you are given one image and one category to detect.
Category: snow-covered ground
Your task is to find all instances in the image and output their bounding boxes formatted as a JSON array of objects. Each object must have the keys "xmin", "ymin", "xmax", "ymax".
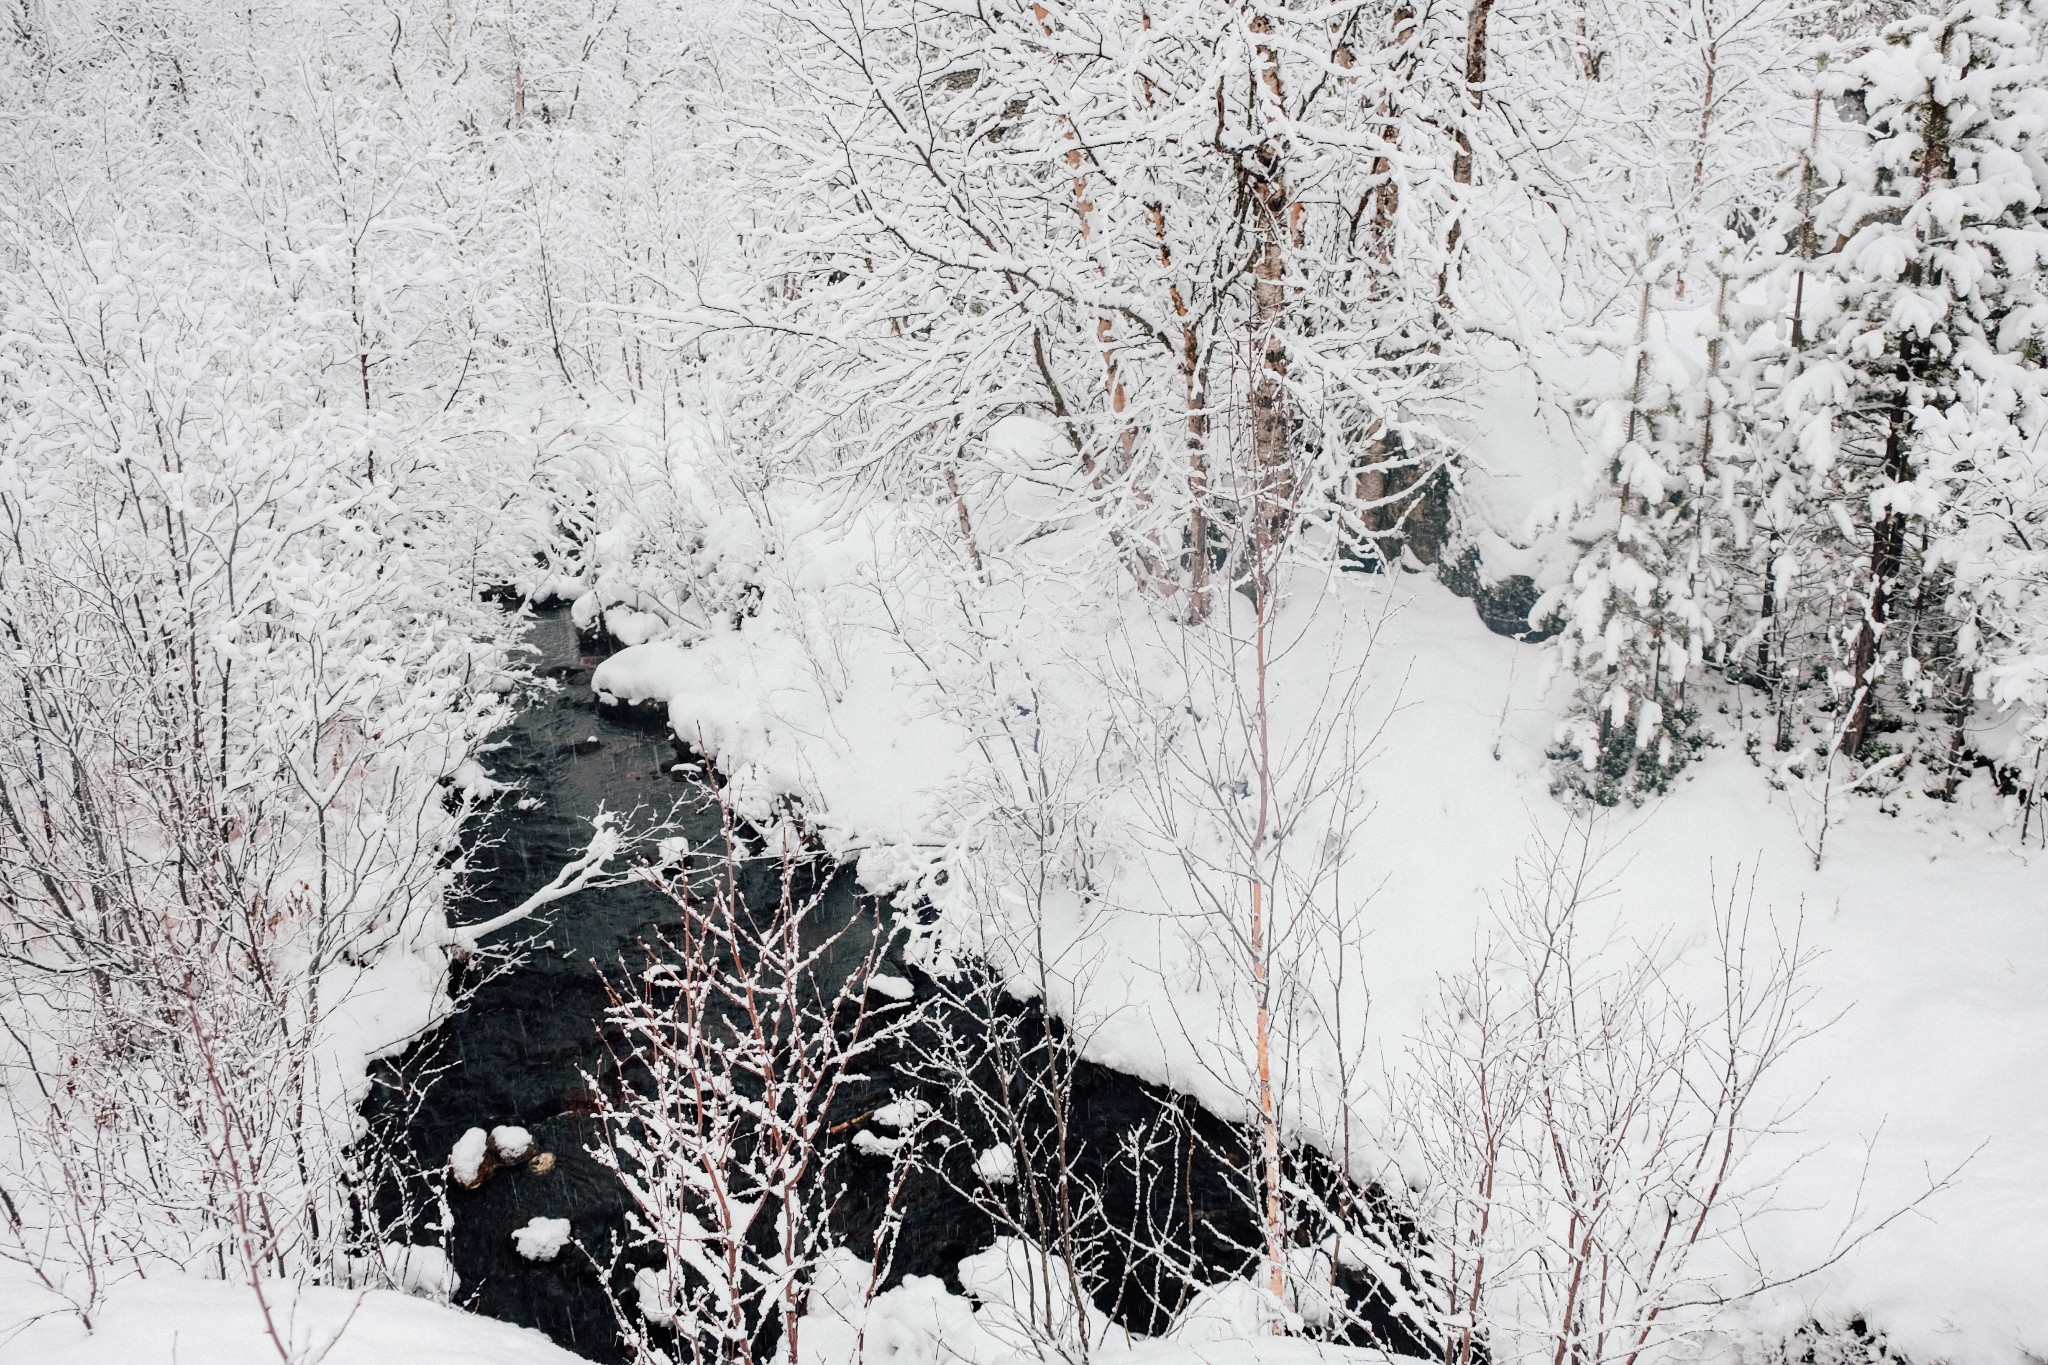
[
  {"xmin": 796, "ymin": 1240, "xmax": 1428, "ymax": 1365},
  {"xmin": 576, "ymin": 416, "xmax": 2048, "ymax": 1365},
  {"xmin": 0, "ymin": 1261, "xmax": 590, "ymax": 1365}
]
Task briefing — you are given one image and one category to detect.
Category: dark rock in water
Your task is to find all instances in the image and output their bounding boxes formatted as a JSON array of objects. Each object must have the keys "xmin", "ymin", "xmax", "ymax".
[{"xmin": 1439, "ymin": 546, "xmax": 1556, "ymax": 643}]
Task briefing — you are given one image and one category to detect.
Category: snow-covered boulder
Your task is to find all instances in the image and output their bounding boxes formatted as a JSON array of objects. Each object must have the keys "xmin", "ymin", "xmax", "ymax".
[
  {"xmin": 512, "ymin": 1217, "xmax": 573, "ymax": 1263},
  {"xmin": 449, "ymin": 1127, "xmax": 491, "ymax": 1188},
  {"xmin": 490, "ymin": 1125, "xmax": 535, "ymax": 1165}
]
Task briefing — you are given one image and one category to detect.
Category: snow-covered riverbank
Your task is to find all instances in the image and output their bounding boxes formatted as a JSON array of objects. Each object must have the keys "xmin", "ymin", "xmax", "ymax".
[{"xmin": 577, "ymin": 419, "xmax": 2048, "ymax": 1365}]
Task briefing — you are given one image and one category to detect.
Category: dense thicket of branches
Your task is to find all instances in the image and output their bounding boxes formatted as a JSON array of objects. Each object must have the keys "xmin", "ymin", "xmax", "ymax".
[{"xmin": 0, "ymin": 0, "xmax": 725, "ymax": 1324}]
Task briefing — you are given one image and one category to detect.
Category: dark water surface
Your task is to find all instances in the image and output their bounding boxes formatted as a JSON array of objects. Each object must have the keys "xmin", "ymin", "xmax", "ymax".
[
  {"xmin": 362, "ymin": 607, "xmax": 1425, "ymax": 1362},
  {"xmin": 363, "ymin": 608, "xmax": 708, "ymax": 1356}
]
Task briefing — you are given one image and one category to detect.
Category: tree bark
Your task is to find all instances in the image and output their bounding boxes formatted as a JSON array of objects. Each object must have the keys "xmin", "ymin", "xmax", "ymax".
[
  {"xmin": 1151, "ymin": 202, "xmax": 1215, "ymax": 621},
  {"xmin": 1838, "ymin": 370, "xmax": 1912, "ymax": 759},
  {"xmin": 1452, "ymin": 0, "xmax": 1494, "ymax": 186},
  {"xmin": 1841, "ymin": 92, "xmax": 1949, "ymax": 758},
  {"xmin": 1247, "ymin": 12, "xmax": 1292, "ymax": 579}
]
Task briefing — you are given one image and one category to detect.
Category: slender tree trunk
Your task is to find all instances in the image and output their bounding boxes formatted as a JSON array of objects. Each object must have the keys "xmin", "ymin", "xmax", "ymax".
[
  {"xmin": 1843, "ymin": 97, "xmax": 1949, "ymax": 759},
  {"xmin": 1763, "ymin": 90, "xmax": 1822, "ymax": 746},
  {"xmin": 1367, "ymin": 7, "xmax": 1415, "ymax": 263},
  {"xmin": 1788, "ymin": 90, "xmax": 1823, "ymax": 350},
  {"xmin": 1247, "ymin": 12, "xmax": 1291, "ymax": 579},
  {"xmin": 1839, "ymin": 368, "xmax": 1913, "ymax": 758},
  {"xmin": 1034, "ymin": 1, "xmax": 1162, "ymax": 589},
  {"xmin": 944, "ymin": 462, "xmax": 984, "ymax": 577},
  {"xmin": 1344, "ymin": 9, "xmax": 1414, "ymax": 558},
  {"xmin": 1575, "ymin": 0, "xmax": 1604, "ymax": 82},
  {"xmin": 1248, "ymin": 229, "xmax": 1288, "ymax": 568},
  {"xmin": 1759, "ymin": 530, "xmax": 1786, "ymax": 745},
  {"xmin": 1451, "ymin": 0, "xmax": 1493, "ymax": 186},
  {"xmin": 1440, "ymin": 0, "xmax": 1492, "ymax": 319},
  {"xmin": 1240, "ymin": 15, "xmax": 1293, "ymax": 1272},
  {"xmin": 1675, "ymin": 31, "xmax": 1720, "ymax": 298},
  {"xmin": 1249, "ymin": 565, "xmax": 1285, "ymax": 1320},
  {"xmin": 1186, "ymin": 368, "xmax": 1214, "ymax": 621},
  {"xmin": 1936, "ymin": 672, "xmax": 1974, "ymax": 801}
]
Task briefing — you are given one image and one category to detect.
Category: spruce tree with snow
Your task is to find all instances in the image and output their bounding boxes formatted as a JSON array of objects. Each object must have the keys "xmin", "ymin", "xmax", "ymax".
[
  {"xmin": 1711, "ymin": 74, "xmax": 1866, "ymax": 761},
  {"xmin": 1758, "ymin": 0, "xmax": 2048, "ymax": 792},
  {"xmin": 1549, "ymin": 239, "xmax": 1716, "ymax": 805}
]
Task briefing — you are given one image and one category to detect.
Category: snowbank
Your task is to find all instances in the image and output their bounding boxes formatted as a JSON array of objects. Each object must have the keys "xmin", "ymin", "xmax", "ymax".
[
  {"xmin": 0, "ymin": 1263, "xmax": 592, "ymax": 1365},
  {"xmin": 797, "ymin": 1243, "xmax": 1420, "ymax": 1365},
  {"xmin": 592, "ymin": 639, "xmax": 697, "ymax": 707}
]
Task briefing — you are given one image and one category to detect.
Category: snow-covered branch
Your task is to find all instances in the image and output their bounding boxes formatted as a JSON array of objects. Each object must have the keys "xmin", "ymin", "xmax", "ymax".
[{"xmin": 452, "ymin": 811, "xmax": 637, "ymax": 950}]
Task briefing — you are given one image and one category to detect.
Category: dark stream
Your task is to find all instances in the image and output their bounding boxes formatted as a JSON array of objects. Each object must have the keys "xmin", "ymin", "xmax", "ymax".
[{"xmin": 361, "ymin": 607, "xmax": 1429, "ymax": 1362}]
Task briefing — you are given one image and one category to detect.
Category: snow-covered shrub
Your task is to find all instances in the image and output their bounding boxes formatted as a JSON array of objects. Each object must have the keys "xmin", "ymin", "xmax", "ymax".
[
  {"xmin": 0, "ymin": 220, "xmax": 527, "ymax": 1316},
  {"xmin": 588, "ymin": 798, "xmax": 920, "ymax": 1365},
  {"xmin": 1395, "ymin": 837, "xmax": 1846, "ymax": 1365}
]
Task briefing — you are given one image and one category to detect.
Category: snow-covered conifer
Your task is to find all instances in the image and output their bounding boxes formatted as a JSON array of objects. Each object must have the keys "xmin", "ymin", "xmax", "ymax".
[
  {"xmin": 1550, "ymin": 239, "xmax": 1718, "ymax": 803},
  {"xmin": 1733, "ymin": 0, "xmax": 2048, "ymax": 791}
]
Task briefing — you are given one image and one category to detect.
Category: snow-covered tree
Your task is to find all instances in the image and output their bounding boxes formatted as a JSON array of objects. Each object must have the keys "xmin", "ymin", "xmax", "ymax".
[
  {"xmin": 0, "ymin": 214, "xmax": 521, "ymax": 1310},
  {"xmin": 1725, "ymin": 0, "xmax": 2048, "ymax": 795},
  {"xmin": 1548, "ymin": 240, "xmax": 1720, "ymax": 804},
  {"xmin": 592, "ymin": 807, "xmax": 914, "ymax": 1365},
  {"xmin": 699, "ymin": 0, "xmax": 1504, "ymax": 610}
]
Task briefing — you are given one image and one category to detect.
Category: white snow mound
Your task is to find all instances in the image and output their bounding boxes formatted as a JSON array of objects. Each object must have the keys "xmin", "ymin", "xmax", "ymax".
[
  {"xmin": 491, "ymin": 1125, "xmax": 535, "ymax": 1162},
  {"xmin": 449, "ymin": 1126, "xmax": 490, "ymax": 1185},
  {"xmin": 513, "ymin": 1216, "xmax": 574, "ymax": 1263}
]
